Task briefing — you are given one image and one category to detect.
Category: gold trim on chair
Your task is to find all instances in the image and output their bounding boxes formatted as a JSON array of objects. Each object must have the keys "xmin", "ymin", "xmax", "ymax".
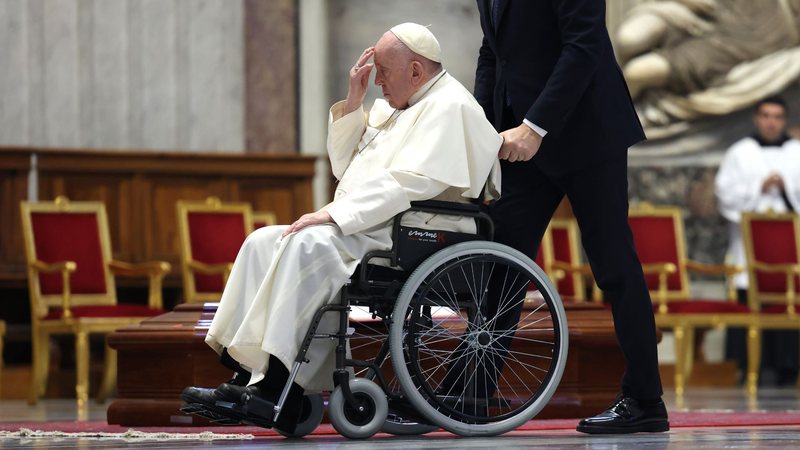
[
  {"xmin": 176, "ymin": 197, "xmax": 253, "ymax": 303},
  {"xmin": 20, "ymin": 196, "xmax": 171, "ymax": 406},
  {"xmin": 741, "ymin": 211, "xmax": 800, "ymax": 393},
  {"xmin": 252, "ymin": 211, "xmax": 278, "ymax": 229},
  {"xmin": 548, "ymin": 218, "xmax": 599, "ymax": 302},
  {"xmin": 629, "ymin": 202, "xmax": 752, "ymax": 397}
]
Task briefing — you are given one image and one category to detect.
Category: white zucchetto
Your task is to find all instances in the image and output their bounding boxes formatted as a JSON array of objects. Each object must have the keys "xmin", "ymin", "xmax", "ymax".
[{"xmin": 389, "ymin": 23, "xmax": 442, "ymax": 63}]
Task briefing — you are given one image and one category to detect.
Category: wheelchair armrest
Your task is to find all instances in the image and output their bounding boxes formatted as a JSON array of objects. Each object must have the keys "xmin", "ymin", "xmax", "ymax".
[{"xmin": 409, "ymin": 200, "xmax": 482, "ymax": 214}]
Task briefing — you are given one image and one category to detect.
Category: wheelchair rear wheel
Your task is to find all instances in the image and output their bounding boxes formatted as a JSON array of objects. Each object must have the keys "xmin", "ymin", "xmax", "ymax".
[{"xmin": 389, "ymin": 241, "xmax": 568, "ymax": 436}]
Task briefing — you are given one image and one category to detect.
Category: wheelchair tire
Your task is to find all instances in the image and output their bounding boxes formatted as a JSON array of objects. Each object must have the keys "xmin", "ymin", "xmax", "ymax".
[
  {"xmin": 328, "ymin": 378, "xmax": 388, "ymax": 439},
  {"xmin": 381, "ymin": 415, "xmax": 438, "ymax": 435},
  {"xmin": 389, "ymin": 241, "xmax": 568, "ymax": 437},
  {"xmin": 277, "ymin": 393, "xmax": 324, "ymax": 438}
]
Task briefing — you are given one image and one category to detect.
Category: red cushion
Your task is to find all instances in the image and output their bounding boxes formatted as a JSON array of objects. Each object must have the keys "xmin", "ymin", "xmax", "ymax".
[
  {"xmin": 628, "ymin": 216, "xmax": 683, "ymax": 292},
  {"xmin": 187, "ymin": 212, "xmax": 248, "ymax": 293},
  {"xmin": 750, "ymin": 219, "xmax": 800, "ymax": 294},
  {"xmin": 43, "ymin": 304, "xmax": 164, "ymax": 320},
  {"xmin": 761, "ymin": 304, "xmax": 800, "ymax": 314},
  {"xmin": 654, "ymin": 300, "xmax": 751, "ymax": 314},
  {"xmin": 31, "ymin": 212, "xmax": 108, "ymax": 295}
]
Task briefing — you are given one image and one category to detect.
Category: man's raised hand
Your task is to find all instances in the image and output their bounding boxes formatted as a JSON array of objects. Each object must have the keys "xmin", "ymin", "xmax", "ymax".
[{"xmin": 345, "ymin": 47, "xmax": 375, "ymax": 114}]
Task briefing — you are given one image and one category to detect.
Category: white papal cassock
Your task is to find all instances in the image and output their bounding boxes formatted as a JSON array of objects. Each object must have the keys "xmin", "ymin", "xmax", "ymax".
[
  {"xmin": 715, "ymin": 136, "xmax": 800, "ymax": 288},
  {"xmin": 205, "ymin": 71, "xmax": 502, "ymax": 392}
]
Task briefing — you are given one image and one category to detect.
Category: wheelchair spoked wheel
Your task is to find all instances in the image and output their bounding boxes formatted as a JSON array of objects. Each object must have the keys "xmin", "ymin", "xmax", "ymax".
[
  {"xmin": 389, "ymin": 241, "xmax": 568, "ymax": 436},
  {"xmin": 349, "ymin": 311, "xmax": 438, "ymax": 435}
]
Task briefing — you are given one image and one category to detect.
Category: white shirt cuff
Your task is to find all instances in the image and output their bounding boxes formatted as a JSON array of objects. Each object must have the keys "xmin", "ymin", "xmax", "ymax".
[{"xmin": 523, "ymin": 119, "xmax": 547, "ymax": 137}]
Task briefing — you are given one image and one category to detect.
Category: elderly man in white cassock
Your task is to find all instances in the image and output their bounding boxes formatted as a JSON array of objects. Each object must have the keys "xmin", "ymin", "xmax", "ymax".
[
  {"xmin": 716, "ymin": 95, "xmax": 800, "ymax": 387},
  {"xmin": 181, "ymin": 23, "xmax": 502, "ymax": 433}
]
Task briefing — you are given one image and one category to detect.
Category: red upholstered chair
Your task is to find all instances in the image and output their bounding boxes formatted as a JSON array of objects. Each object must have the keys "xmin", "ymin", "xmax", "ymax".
[
  {"xmin": 176, "ymin": 197, "xmax": 253, "ymax": 303},
  {"xmin": 547, "ymin": 218, "xmax": 605, "ymax": 303},
  {"xmin": 20, "ymin": 197, "xmax": 170, "ymax": 405},
  {"xmin": 252, "ymin": 211, "xmax": 277, "ymax": 230},
  {"xmin": 741, "ymin": 211, "xmax": 800, "ymax": 391},
  {"xmin": 628, "ymin": 203, "xmax": 754, "ymax": 396}
]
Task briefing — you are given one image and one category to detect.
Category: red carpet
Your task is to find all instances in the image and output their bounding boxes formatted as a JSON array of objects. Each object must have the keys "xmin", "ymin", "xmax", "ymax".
[{"xmin": 2, "ymin": 411, "xmax": 799, "ymax": 437}]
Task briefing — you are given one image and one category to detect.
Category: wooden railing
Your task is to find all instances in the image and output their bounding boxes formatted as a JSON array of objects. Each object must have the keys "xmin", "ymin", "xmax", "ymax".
[{"xmin": 0, "ymin": 147, "xmax": 316, "ymax": 287}]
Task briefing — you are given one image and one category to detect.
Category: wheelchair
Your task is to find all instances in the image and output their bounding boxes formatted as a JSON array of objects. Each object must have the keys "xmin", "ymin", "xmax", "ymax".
[{"xmin": 188, "ymin": 200, "xmax": 568, "ymax": 439}]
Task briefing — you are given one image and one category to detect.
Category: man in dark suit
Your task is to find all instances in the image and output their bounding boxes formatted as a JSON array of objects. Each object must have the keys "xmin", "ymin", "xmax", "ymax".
[{"xmin": 475, "ymin": 0, "xmax": 669, "ymax": 434}]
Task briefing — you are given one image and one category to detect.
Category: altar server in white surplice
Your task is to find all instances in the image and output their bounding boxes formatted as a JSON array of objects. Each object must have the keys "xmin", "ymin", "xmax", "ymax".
[
  {"xmin": 715, "ymin": 96, "xmax": 800, "ymax": 386},
  {"xmin": 183, "ymin": 23, "xmax": 501, "ymax": 430}
]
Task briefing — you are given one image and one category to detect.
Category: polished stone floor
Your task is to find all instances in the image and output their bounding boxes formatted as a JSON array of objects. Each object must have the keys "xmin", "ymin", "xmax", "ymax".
[{"xmin": 1, "ymin": 388, "xmax": 800, "ymax": 449}]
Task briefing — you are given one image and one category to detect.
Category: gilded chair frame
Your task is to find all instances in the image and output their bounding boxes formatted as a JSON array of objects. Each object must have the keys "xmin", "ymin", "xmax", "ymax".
[
  {"xmin": 740, "ymin": 211, "xmax": 800, "ymax": 390},
  {"xmin": 176, "ymin": 197, "xmax": 253, "ymax": 303},
  {"xmin": 628, "ymin": 202, "xmax": 755, "ymax": 396},
  {"xmin": 547, "ymin": 218, "xmax": 603, "ymax": 303},
  {"xmin": 252, "ymin": 211, "xmax": 278, "ymax": 229},
  {"xmin": 20, "ymin": 197, "xmax": 170, "ymax": 405}
]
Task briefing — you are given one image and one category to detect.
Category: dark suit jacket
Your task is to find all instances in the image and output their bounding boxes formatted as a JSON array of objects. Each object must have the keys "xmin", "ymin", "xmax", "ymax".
[{"xmin": 475, "ymin": 0, "xmax": 645, "ymax": 176}]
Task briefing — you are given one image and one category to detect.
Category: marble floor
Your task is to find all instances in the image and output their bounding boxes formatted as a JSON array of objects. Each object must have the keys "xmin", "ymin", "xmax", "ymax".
[{"xmin": 1, "ymin": 388, "xmax": 800, "ymax": 449}]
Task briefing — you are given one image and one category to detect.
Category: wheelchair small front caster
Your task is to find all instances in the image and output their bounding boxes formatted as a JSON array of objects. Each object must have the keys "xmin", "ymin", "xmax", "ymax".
[
  {"xmin": 328, "ymin": 378, "xmax": 388, "ymax": 439},
  {"xmin": 276, "ymin": 393, "xmax": 325, "ymax": 438}
]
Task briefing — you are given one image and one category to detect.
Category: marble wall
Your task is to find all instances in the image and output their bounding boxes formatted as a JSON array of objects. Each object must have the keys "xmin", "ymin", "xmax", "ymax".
[{"xmin": 0, "ymin": 0, "xmax": 244, "ymax": 152}]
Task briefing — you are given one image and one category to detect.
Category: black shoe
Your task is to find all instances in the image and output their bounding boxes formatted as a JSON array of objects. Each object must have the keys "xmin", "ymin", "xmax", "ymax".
[
  {"xmin": 241, "ymin": 383, "xmax": 304, "ymax": 435},
  {"xmin": 181, "ymin": 386, "xmax": 219, "ymax": 407},
  {"xmin": 576, "ymin": 396, "xmax": 669, "ymax": 434},
  {"xmin": 216, "ymin": 382, "xmax": 248, "ymax": 403}
]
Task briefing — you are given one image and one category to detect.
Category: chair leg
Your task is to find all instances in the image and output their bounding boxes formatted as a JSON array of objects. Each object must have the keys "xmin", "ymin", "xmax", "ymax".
[
  {"xmin": 683, "ymin": 326, "xmax": 696, "ymax": 384},
  {"xmin": 673, "ymin": 325, "xmax": 686, "ymax": 397},
  {"xmin": 27, "ymin": 331, "xmax": 50, "ymax": 405},
  {"xmin": 746, "ymin": 325, "xmax": 761, "ymax": 396},
  {"xmin": 96, "ymin": 342, "xmax": 117, "ymax": 403},
  {"xmin": 75, "ymin": 331, "xmax": 90, "ymax": 406}
]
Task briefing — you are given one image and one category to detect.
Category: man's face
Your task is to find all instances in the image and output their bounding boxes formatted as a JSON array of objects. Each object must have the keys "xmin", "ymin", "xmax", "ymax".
[
  {"xmin": 373, "ymin": 36, "xmax": 416, "ymax": 109},
  {"xmin": 754, "ymin": 103, "xmax": 788, "ymax": 143}
]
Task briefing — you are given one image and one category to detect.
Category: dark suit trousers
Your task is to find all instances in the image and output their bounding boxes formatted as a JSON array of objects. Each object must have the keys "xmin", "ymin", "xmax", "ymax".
[{"xmin": 491, "ymin": 117, "xmax": 663, "ymax": 401}]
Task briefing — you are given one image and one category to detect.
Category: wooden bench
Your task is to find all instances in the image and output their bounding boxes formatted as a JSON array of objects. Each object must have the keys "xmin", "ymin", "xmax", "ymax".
[{"xmin": 107, "ymin": 302, "xmax": 626, "ymax": 426}]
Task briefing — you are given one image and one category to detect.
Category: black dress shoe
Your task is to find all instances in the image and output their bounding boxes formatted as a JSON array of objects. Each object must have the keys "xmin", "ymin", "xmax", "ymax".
[
  {"xmin": 181, "ymin": 386, "xmax": 219, "ymax": 406},
  {"xmin": 576, "ymin": 396, "xmax": 669, "ymax": 434}
]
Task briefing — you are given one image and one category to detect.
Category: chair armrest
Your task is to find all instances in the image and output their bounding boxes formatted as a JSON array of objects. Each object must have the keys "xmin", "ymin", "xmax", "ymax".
[
  {"xmin": 641, "ymin": 262, "xmax": 677, "ymax": 314},
  {"xmin": 751, "ymin": 261, "xmax": 800, "ymax": 274},
  {"xmin": 186, "ymin": 260, "xmax": 233, "ymax": 276},
  {"xmin": 109, "ymin": 260, "xmax": 172, "ymax": 310},
  {"xmin": 686, "ymin": 260, "xmax": 743, "ymax": 302},
  {"xmin": 550, "ymin": 261, "xmax": 603, "ymax": 303},
  {"xmin": 30, "ymin": 260, "xmax": 77, "ymax": 319},
  {"xmin": 685, "ymin": 260, "xmax": 742, "ymax": 276},
  {"xmin": 551, "ymin": 261, "xmax": 592, "ymax": 275},
  {"xmin": 752, "ymin": 261, "xmax": 800, "ymax": 314}
]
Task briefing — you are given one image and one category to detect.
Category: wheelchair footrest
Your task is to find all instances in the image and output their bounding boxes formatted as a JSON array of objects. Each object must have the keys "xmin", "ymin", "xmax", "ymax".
[
  {"xmin": 180, "ymin": 402, "xmax": 243, "ymax": 426},
  {"xmin": 241, "ymin": 393, "xmax": 277, "ymax": 423}
]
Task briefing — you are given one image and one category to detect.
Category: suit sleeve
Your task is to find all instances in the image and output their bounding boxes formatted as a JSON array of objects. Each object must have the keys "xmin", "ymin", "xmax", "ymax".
[
  {"xmin": 526, "ymin": 0, "xmax": 607, "ymax": 135},
  {"xmin": 474, "ymin": 35, "xmax": 497, "ymax": 123}
]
